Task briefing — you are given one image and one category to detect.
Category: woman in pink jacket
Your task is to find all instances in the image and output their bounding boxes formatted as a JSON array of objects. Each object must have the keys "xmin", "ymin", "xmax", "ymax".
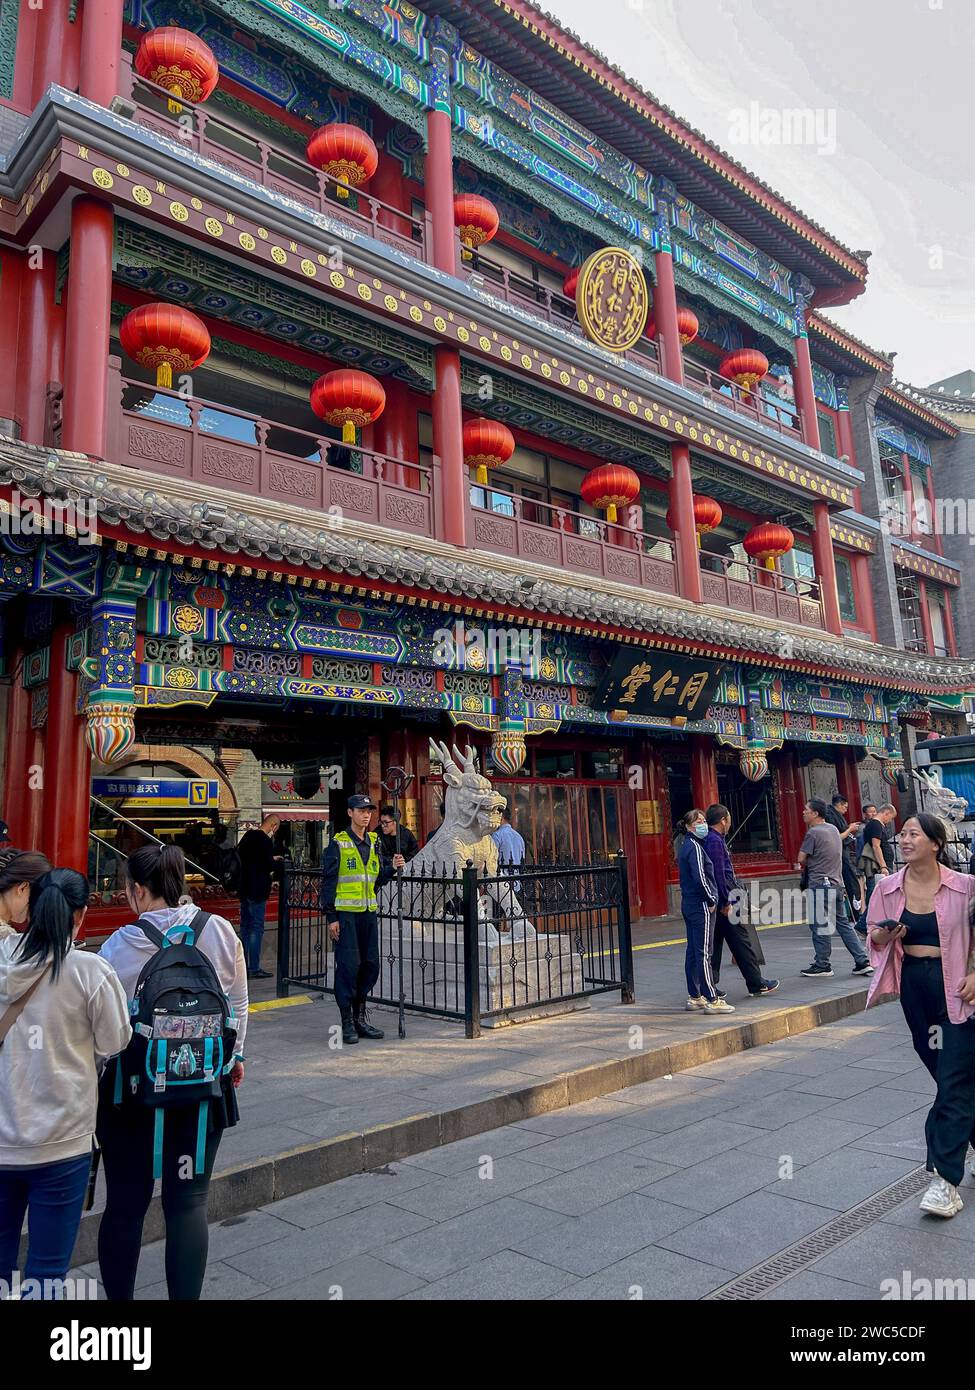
[{"xmin": 866, "ymin": 812, "xmax": 975, "ymax": 1219}]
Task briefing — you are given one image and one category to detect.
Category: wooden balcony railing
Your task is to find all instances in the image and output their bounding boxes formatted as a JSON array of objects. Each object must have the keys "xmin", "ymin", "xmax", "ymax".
[
  {"xmin": 467, "ymin": 490, "xmax": 679, "ymax": 593},
  {"xmin": 121, "ymin": 65, "xmax": 432, "ymax": 263},
  {"xmin": 699, "ymin": 550, "xmax": 826, "ymax": 629},
  {"xmin": 682, "ymin": 359, "xmax": 803, "ymax": 443},
  {"xmin": 105, "ymin": 358, "xmax": 435, "ymax": 537}
]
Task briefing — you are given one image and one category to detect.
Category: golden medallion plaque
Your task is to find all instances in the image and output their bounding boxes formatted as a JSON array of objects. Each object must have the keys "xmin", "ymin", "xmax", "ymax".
[{"xmin": 576, "ymin": 247, "xmax": 649, "ymax": 353}]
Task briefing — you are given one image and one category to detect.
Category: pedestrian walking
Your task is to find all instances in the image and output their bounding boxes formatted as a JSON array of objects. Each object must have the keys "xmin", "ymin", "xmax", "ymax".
[
  {"xmin": 859, "ymin": 803, "xmax": 897, "ymax": 916},
  {"xmin": 236, "ymin": 814, "xmax": 283, "ymax": 979},
  {"xmin": 825, "ymin": 793, "xmax": 864, "ymax": 924},
  {"xmin": 0, "ymin": 848, "xmax": 52, "ymax": 938},
  {"xmin": 798, "ymin": 799, "xmax": 874, "ymax": 979},
  {"xmin": 866, "ymin": 813, "xmax": 975, "ymax": 1219},
  {"xmin": 855, "ymin": 803, "xmax": 878, "ymax": 862},
  {"xmin": 678, "ymin": 808, "xmax": 734, "ymax": 1015},
  {"xmin": 321, "ymin": 794, "xmax": 404, "ymax": 1045},
  {"xmin": 0, "ymin": 868, "xmax": 130, "ymax": 1299},
  {"xmin": 96, "ymin": 844, "xmax": 248, "ymax": 1301},
  {"xmin": 703, "ymin": 805, "xmax": 778, "ymax": 998},
  {"xmin": 378, "ymin": 805, "xmax": 419, "ymax": 862}
]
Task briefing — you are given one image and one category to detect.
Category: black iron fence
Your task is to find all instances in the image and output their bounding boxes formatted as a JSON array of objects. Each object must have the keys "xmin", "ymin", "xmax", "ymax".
[
  {"xmin": 889, "ymin": 830, "xmax": 973, "ymax": 872},
  {"xmin": 277, "ymin": 854, "xmax": 635, "ymax": 1038}
]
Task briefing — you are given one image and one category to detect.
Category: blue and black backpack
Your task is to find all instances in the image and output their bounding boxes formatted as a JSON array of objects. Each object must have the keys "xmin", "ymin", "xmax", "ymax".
[{"xmin": 109, "ymin": 909, "xmax": 238, "ymax": 1179}]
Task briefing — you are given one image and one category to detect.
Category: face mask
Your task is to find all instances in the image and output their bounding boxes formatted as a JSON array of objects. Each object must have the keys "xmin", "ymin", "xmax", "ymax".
[{"xmin": 692, "ymin": 823, "xmax": 709, "ymax": 838}]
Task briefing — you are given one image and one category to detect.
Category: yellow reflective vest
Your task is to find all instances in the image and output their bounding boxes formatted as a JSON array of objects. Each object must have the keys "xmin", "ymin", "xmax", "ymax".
[{"xmin": 333, "ymin": 830, "xmax": 380, "ymax": 912}]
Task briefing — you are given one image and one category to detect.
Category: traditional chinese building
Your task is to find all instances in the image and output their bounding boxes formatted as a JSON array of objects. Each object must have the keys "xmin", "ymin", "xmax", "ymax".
[{"xmin": 0, "ymin": 0, "xmax": 972, "ymax": 923}]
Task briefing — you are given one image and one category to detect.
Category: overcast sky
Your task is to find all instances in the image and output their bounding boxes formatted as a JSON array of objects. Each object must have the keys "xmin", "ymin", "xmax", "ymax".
[{"xmin": 548, "ymin": 0, "xmax": 974, "ymax": 389}]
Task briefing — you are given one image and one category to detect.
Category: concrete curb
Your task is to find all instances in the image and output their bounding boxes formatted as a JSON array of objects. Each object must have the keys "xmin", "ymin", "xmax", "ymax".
[{"xmin": 68, "ymin": 987, "xmax": 868, "ymax": 1267}]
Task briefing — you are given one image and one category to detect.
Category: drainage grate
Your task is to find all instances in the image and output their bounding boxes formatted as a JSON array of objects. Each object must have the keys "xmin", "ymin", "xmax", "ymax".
[{"xmin": 704, "ymin": 1166, "xmax": 931, "ymax": 1300}]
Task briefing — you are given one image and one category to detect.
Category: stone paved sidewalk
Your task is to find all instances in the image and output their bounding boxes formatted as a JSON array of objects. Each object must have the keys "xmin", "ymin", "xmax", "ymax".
[{"xmin": 80, "ymin": 1001, "xmax": 963, "ymax": 1300}]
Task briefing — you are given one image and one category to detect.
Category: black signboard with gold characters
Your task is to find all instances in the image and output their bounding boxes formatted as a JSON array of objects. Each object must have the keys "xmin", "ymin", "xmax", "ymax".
[
  {"xmin": 575, "ymin": 247, "xmax": 649, "ymax": 353},
  {"xmin": 594, "ymin": 650, "xmax": 726, "ymax": 720}
]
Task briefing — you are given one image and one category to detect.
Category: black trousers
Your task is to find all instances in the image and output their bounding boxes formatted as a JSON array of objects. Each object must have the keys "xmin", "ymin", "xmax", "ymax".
[
  {"xmin": 899, "ymin": 955, "xmax": 975, "ymax": 1185},
  {"xmin": 711, "ymin": 910, "xmax": 764, "ymax": 993},
  {"xmin": 96, "ymin": 1099, "xmax": 224, "ymax": 1301},
  {"xmin": 334, "ymin": 909, "xmax": 380, "ymax": 1010}
]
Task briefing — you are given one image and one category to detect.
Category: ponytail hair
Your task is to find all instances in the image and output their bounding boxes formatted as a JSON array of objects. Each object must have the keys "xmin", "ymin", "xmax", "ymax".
[
  {"xmin": 679, "ymin": 808, "xmax": 706, "ymax": 836},
  {"xmin": 17, "ymin": 868, "xmax": 89, "ymax": 981},
  {"xmin": 125, "ymin": 844, "xmax": 185, "ymax": 906},
  {"xmin": 0, "ymin": 847, "xmax": 52, "ymax": 895}
]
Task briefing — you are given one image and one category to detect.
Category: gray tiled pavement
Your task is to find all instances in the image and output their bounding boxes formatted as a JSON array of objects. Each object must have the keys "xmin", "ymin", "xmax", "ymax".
[{"xmin": 80, "ymin": 1000, "xmax": 974, "ymax": 1300}]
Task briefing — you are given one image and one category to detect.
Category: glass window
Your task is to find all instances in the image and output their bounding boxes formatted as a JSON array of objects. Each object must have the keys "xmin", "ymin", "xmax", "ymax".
[
  {"xmin": 836, "ymin": 556, "xmax": 857, "ymax": 623},
  {"xmin": 717, "ymin": 765, "xmax": 779, "ymax": 855},
  {"xmin": 534, "ymin": 750, "xmax": 576, "ymax": 778},
  {"xmin": 664, "ymin": 759, "xmax": 694, "ymax": 836},
  {"xmin": 817, "ymin": 410, "xmax": 838, "ymax": 458},
  {"xmin": 548, "ymin": 458, "xmax": 586, "ymax": 492},
  {"xmin": 506, "ymin": 447, "xmax": 546, "ymax": 481},
  {"xmin": 580, "ymin": 749, "xmax": 624, "ymax": 780},
  {"xmin": 418, "ymin": 412, "xmax": 434, "ymax": 449}
]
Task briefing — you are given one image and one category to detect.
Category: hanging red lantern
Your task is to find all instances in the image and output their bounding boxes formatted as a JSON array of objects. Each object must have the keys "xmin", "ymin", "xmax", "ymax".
[
  {"xmin": 666, "ymin": 494, "xmax": 723, "ymax": 548},
  {"xmin": 306, "ymin": 123, "xmax": 378, "ymax": 200},
  {"xmin": 563, "ymin": 268, "xmax": 580, "ymax": 299},
  {"xmin": 119, "ymin": 303, "xmax": 211, "ymax": 389},
  {"xmin": 463, "ymin": 418, "xmax": 515, "ymax": 486},
  {"xmin": 720, "ymin": 348, "xmax": 770, "ymax": 391},
  {"xmin": 644, "ymin": 307, "xmax": 699, "ymax": 345},
  {"xmin": 580, "ymin": 464, "xmax": 641, "ymax": 525},
  {"xmin": 743, "ymin": 521, "xmax": 794, "ymax": 571},
  {"xmin": 135, "ymin": 27, "xmax": 219, "ymax": 113},
  {"xmin": 453, "ymin": 194, "xmax": 499, "ymax": 259},
  {"xmin": 311, "ymin": 369, "xmax": 385, "ymax": 444}
]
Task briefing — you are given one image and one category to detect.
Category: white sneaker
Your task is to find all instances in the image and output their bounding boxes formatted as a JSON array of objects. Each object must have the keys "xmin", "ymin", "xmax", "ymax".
[
  {"xmin": 702, "ymin": 997, "xmax": 736, "ymax": 1014},
  {"xmin": 685, "ymin": 996, "xmax": 707, "ymax": 1011},
  {"xmin": 967, "ymin": 1146, "xmax": 975, "ymax": 1180},
  {"xmin": 919, "ymin": 1174, "xmax": 963, "ymax": 1218}
]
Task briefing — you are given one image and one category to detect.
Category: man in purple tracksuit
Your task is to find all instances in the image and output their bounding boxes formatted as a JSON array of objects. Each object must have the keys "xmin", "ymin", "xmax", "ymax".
[{"xmin": 703, "ymin": 804, "xmax": 779, "ymax": 998}]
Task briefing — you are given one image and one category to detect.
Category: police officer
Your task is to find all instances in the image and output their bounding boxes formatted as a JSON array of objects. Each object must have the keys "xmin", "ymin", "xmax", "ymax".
[{"xmin": 321, "ymin": 794, "xmax": 404, "ymax": 1045}]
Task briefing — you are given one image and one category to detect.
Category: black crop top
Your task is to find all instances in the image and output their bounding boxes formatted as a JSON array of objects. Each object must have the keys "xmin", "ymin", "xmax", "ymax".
[{"xmin": 901, "ymin": 909, "xmax": 940, "ymax": 949}]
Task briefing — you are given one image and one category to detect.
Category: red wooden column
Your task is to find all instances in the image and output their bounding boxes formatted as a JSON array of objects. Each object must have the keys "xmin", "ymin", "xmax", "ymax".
[
  {"xmin": 811, "ymin": 501, "xmax": 843, "ymax": 637},
  {"xmin": 425, "ymin": 109, "xmax": 457, "ymax": 276},
  {"xmin": 792, "ymin": 324, "xmax": 821, "ymax": 451},
  {"xmin": 925, "ymin": 468, "xmax": 942, "ymax": 555},
  {"xmin": 777, "ymin": 747, "xmax": 806, "ymax": 863},
  {"xmin": 41, "ymin": 620, "xmax": 92, "ymax": 871},
  {"xmin": 901, "ymin": 456, "xmax": 916, "ymax": 541},
  {"xmin": 835, "ymin": 394, "xmax": 856, "ymax": 466},
  {"xmin": 835, "ymin": 748, "xmax": 862, "ymax": 820},
  {"xmin": 61, "ymin": 198, "xmax": 113, "ymax": 457},
  {"xmin": 943, "ymin": 587, "xmax": 959, "ymax": 658},
  {"xmin": 852, "ymin": 553, "xmax": 878, "ymax": 641},
  {"xmin": 372, "ymin": 378, "xmax": 414, "ymax": 486},
  {"xmin": 633, "ymin": 740, "xmax": 669, "ymax": 917},
  {"xmin": 433, "ymin": 347, "xmax": 467, "ymax": 547},
  {"xmin": 0, "ymin": 249, "xmax": 24, "ymax": 428},
  {"xmin": 15, "ymin": 253, "xmax": 62, "ymax": 446},
  {"xmin": 669, "ymin": 442, "xmax": 702, "ymax": 603},
  {"xmin": 79, "ymin": 0, "xmax": 123, "ymax": 106},
  {"xmin": 917, "ymin": 578, "xmax": 936, "ymax": 655},
  {"xmin": 689, "ymin": 734, "xmax": 718, "ymax": 811},
  {"xmin": 30, "ymin": 0, "xmax": 81, "ymax": 105},
  {"xmin": 653, "ymin": 246, "xmax": 684, "ymax": 386}
]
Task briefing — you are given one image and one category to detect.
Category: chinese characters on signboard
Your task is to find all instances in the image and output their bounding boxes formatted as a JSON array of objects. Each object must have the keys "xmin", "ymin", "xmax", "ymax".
[{"xmin": 593, "ymin": 651, "xmax": 726, "ymax": 720}]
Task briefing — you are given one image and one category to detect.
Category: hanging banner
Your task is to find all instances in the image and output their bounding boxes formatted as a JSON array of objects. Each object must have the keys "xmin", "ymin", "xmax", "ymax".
[{"xmin": 593, "ymin": 650, "xmax": 726, "ymax": 719}]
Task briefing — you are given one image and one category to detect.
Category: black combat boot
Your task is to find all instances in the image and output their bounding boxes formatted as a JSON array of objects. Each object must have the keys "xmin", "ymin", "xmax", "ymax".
[
  {"xmin": 340, "ymin": 1007, "xmax": 359, "ymax": 1045},
  {"xmin": 353, "ymin": 1001, "xmax": 384, "ymax": 1039}
]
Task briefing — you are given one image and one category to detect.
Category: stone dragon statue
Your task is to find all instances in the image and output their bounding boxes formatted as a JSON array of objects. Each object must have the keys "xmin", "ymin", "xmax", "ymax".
[
  {"xmin": 912, "ymin": 767, "xmax": 970, "ymax": 870},
  {"xmin": 379, "ymin": 740, "xmax": 535, "ymax": 941}
]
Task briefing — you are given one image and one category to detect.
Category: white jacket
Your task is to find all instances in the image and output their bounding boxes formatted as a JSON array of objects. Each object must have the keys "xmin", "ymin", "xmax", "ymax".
[
  {"xmin": 0, "ymin": 939, "xmax": 131, "ymax": 1166},
  {"xmin": 98, "ymin": 902, "xmax": 249, "ymax": 1055}
]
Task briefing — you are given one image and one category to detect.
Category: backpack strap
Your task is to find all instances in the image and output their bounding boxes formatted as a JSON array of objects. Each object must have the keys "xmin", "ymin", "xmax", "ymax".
[{"xmin": 134, "ymin": 916, "xmax": 167, "ymax": 950}]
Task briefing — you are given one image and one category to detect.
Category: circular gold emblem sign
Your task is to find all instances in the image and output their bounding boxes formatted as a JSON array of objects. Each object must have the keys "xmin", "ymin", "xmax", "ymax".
[{"xmin": 576, "ymin": 247, "xmax": 649, "ymax": 353}]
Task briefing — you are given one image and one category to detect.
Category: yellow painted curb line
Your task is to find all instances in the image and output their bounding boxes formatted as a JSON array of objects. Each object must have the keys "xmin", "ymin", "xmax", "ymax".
[
  {"xmin": 250, "ymin": 994, "xmax": 313, "ymax": 1012},
  {"xmin": 633, "ymin": 918, "xmax": 804, "ymax": 952}
]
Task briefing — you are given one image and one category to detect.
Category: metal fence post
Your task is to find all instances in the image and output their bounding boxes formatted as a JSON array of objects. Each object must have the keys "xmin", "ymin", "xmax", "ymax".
[
  {"xmin": 616, "ymin": 850, "xmax": 636, "ymax": 1004},
  {"xmin": 276, "ymin": 861, "xmax": 292, "ymax": 999},
  {"xmin": 462, "ymin": 860, "xmax": 481, "ymax": 1038}
]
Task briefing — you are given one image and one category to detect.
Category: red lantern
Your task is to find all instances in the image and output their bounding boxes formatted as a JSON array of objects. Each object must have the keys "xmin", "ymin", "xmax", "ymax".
[
  {"xmin": 119, "ymin": 303, "xmax": 211, "ymax": 389},
  {"xmin": 721, "ymin": 348, "xmax": 770, "ymax": 391},
  {"xmin": 311, "ymin": 369, "xmax": 385, "ymax": 444},
  {"xmin": 454, "ymin": 194, "xmax": 499, "ymax": 259},
  {"xmin": 135, "ymin": 27, "xmax": 219, "ymax": 113},
  {"xmin": 645, "ymin": 307, "xmax": 698, "ymax": 345},
  {"xmin": 306, "ymin": 123, "xmax": 378, "ymax": 200},
  {"xmin": 463, "ymin": 417, "xmax": 515, "ymax": 486},
  {"xmin": 666, "ymin": 494, "xmax": 723, "ymax": 548},
  {"xmin": 580, "ymin": 464, "xmax": 640, "ymax": 525},
  {"xmin": 563, "ymin": 267, "xmax": 580, "ymax": 299},
  {"xmin": 743, "ymin": 521, "xmax": 794, "ymax": 571}
]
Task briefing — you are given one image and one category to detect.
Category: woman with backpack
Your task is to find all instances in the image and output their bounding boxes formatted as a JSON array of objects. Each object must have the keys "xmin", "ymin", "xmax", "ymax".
[
  {"xmin": 97, "ymin": 844, "xmax": 248, "ymax": 1301},
  {"xmin": 0, "ymin": 868, "xmax": 130, "ymax": 1298}
]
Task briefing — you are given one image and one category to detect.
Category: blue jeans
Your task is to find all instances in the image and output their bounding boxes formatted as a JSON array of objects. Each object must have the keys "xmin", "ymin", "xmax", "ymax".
[
  {"xmin": 807, "ymin": 882, "xmax": 869, "ymax": 968},
  {"xmin": 0, "ymin": 1152, "xmax": 92, "ymax": 1297},
  {"xmin": 239, "ymin": 897, "xmax": 267, "ymax": 972}
]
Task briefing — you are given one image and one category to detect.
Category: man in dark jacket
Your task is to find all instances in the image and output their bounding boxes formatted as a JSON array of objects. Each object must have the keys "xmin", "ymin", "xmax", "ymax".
[
  {"xmin": 704, "ymin": 804, "xmax": 779, "ymax": 998},
  {"xmin": 825, "ymin": 793, "xmax": 863, "ymax": 925},
  {"xmin": 378, "ymin": 805, "xmax": 419, "ymax": 862},
  {"xmin": 237, "ymin": 814, "xmax": 282, "ymax": 979}
]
